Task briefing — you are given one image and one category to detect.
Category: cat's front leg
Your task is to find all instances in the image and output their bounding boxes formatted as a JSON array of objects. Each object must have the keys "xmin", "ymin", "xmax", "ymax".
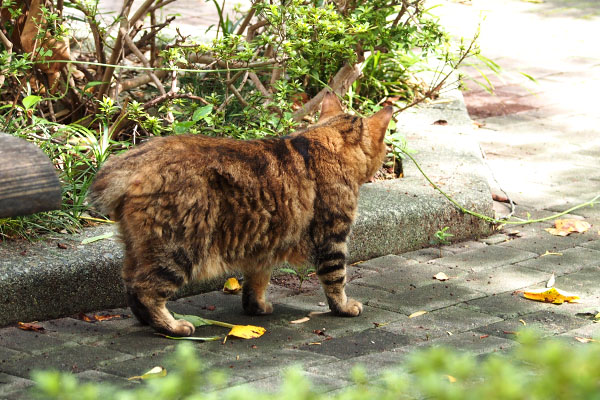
[
  {"xmin": 242, "ymin": 269, "xmax": 274, "ymax": 315},
  {"xmin": 315, "ymin": 241, "xmax": 362, "ymax": 317}
]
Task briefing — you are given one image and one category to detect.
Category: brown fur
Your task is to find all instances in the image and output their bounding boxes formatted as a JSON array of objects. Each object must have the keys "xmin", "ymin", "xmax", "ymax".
[{"xmin": 89, "ymin": 93, "xmax": 393, "ymax": 336}]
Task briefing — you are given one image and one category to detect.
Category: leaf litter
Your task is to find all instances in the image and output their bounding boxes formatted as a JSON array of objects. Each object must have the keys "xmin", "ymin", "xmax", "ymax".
[
  {"xmin": 17, "ymin": 322, "xmax": 46, "ymax": 333},
  {"xmin": 223, "ymin": 277, "xmax": 242, "ymax": 294},
  {"xmin": 161, "ymin": 312, "xmax": 266, "ymax": 342}
]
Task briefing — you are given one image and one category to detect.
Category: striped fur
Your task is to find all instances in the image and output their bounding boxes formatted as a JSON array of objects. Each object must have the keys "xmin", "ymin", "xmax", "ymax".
[{"xmin": 89, "ymin": 93, "xmax": 393, "ymax": 336}]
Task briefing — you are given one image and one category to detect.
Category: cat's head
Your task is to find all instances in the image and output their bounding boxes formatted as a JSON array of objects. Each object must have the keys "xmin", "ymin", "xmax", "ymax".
[{"xmin": 317, "ymin": 92, "xmax": 393, "ymax": 183}]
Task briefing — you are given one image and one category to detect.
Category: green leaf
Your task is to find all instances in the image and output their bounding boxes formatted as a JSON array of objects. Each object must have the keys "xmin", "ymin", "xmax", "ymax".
[
  {"xmin": 174, "ymin": 121, "xmax": 195, "ymax": 134},
  {"xmin": 156, "ymin": 333, "xmax": 222, "ymax": 341},
  {"xmin": 172, "ymin": 312, "xmax": 213, "ymax": 327},
  {"xmin": 279, "ymin": 268, "xmax": 298, "ymax": 275},
  {"xmin": 22, "ymin": 95, "xmax": 42, "ymax": 110},
  {"xmin": 84, "ymin": 81, "xmax": 104, "ymax": 91},
  {"xmin": 192, "ymin": 105, "xmax": 213, "ymax": 122}
]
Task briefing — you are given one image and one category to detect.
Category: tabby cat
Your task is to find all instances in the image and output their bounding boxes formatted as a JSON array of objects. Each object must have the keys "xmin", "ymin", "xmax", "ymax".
[{"xmin": 89, "ymin": 93, "xmax": 393, "ymax": 336}]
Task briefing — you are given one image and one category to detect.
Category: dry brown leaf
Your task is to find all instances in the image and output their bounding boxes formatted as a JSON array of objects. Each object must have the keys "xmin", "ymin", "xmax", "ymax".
[
  {"xmin": 545, "ymin": 219, "xmax": 591, "ymax": 236},
  {"xmin": 433, "ymin": 272, "xmax": 449, "ymax": 281},
  {"xmin": 523, "ymin": 287, "xmax": 580, "ymax": 304},
  {"xmin": 17, "ymin": 322, "xmax": 45, "ymax": 333},
  {"xmin": 78, "ymin": 312, "xmax": 129, "ymax": 323},
  {"xmin": 223, "ymin": 277, "xmax": 242, "ymax": 294},
  {"xmin": 290, "ymin": 317, "xmax": 310, "ymax": 324},
  {"xmin": 408, "ymin": 310, "xmax": 427, "ymax": 318}
]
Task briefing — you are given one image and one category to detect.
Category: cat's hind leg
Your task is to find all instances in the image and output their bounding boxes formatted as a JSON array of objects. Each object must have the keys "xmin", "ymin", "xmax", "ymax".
[
  {"xmin": 315, "ymin": 241, "xmax": 362, "ymax": 317},
  {"xmin": 123, "ymin": 253, "xmax": 194, "ymax": 336},
  {"xmin": 242, "ymin": 268, "xmax": 273, "ymax": 315}
]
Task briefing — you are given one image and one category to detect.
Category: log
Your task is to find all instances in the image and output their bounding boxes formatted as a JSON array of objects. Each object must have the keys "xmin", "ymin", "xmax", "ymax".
[{"xmin": 0, "ymin": 134, "xmax": 61, "ymax": 218}]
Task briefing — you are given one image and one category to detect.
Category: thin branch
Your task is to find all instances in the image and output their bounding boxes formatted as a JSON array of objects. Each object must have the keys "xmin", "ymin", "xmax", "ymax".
[
  {"xmin": 292, "ymin": 62, "xmax": 363, "ymax": 121},
  {"xmin": 236, "ymin": 3, "xmax": 256, "ymax": 35},
  {"xmin": 143, "ymin": 92, "xmax": 210, "ymax": 109},
  {"xmin": 96, "ymin": 0, "xmax": 156, "ymax": 100},
  {"xmin": 0, "ymin": 29, "xmax": 12, "ymax": 88},
  {"xmin": 148, "ymin": 0, "xmax": 178, "ymax": 14},
  {"xmin": 249, "ymin": 71, "xmax": 271, "ymax": 98},
  {"xmin": 120, "ymin": 27, "xmax": 166, "ymax": 95}
]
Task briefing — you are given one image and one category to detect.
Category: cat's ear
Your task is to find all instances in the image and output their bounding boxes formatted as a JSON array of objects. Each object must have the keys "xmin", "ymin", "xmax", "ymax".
[
  {"xmin": 367, "ymin": 106, "xmax": 394, "ymax": 142},
  {"xmin": 319, "ymin": 92, "xmax": 343, "ymax": 120}
]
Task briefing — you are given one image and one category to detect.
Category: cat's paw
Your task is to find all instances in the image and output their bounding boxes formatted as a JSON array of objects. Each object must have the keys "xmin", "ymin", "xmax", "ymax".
[
  {"xmin": 333, "ymin": 298, "xmax": 363, "ymax": 317},
  {"xmin": 167, "ymin": 319, "xmax": 195, "ymax": 337},
  {"xmin": 243, "ymin": 300, "xmax": 273, "ymax": 315}
]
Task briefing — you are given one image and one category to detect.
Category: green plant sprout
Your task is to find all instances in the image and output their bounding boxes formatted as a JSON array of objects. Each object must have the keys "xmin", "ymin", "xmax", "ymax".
[{"xmin": 278, "ymin": 264, "xmax": 316, "ymax": 290}]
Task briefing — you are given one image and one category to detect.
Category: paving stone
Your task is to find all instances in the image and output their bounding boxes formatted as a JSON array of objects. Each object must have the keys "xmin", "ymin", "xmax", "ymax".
[
  {"xmin": 458, "ymin": 265, "xmax": 548, "ymax": 295},
  {"xmin": 434, "ymin": 246, "xmax": 537, "ymax": 272},
  {"xmin": 102, "ymin": 329, "xmax": 179, "ymax": 357},
  {"xmin": 515, "ymin": 247, "xmax": 600, "ymax": 275},
  {"xmin": 221, "ymin": 370, "xmax": 348, "ymax": 395},
  {"xmin": 480, "ymin": 234, "xmax": 510, "ymax": 245},
  {"xmin": 0, "ymin": 327, "xmax": 68, "ymax": 354},
  {"xmin": 304, "ymin": 348, "xmax": 409, "ymax": 381},
  {"xmin": 281, "ymin": 304, "xmax": 405, "ymax": 339},
  {"xmin": 75, "ymin": 370, "xmax": 138, "ymax": 387},
  {"xmin": 351, "ymin": 254, "xmax": 417, "ymax": 273},
  {"xmin": 348, "ymin": 261, "xmax": 465, "ymax": 292},
  {"xmin": 415, "ymin": 331, "xmax": 517, "ymax": 355},
  {"xmin": 461, "ymin": 292, "xmax": 557, "ymax": 319},
  {"xmin": 212, "ymin": 348, "xmax": 339, "ymax": 383},
  {"xmin": 500, "ymin": 230, "xmax": 598, "ymax": 255},
  {"xmin": 0, "ymin": 372, "xmax": 34, "ymax": 398},
  {"xmin": 382, "ymin": 305, "xmax": 503, "ymax": 341},
  {"xmin": 299, "ymin": 329, "xmax": 411, "ymax": 360},
  {"xmin": 580, "ymin": 240, "xmax": 600, "ymax": 251},
  {"xmin": 41, "ymin": 315, "xmax": 140, "ymax": 344},
  {"xmin": 0, "ymin": 344, "xmax": 131, "ymax": 379},
  {"xmin": 0, "ymin": 346, "xmax": 26, "ymax": 363},
  {"xmin": 401, "ymin": 248, "xmax": 454, "ymax": 262},
  {"xmin": 477, "ymin": 310, "xmax": 592, "ymax": 341},
  {"xmin": 362, "ymin": 281, "xmax": 486, "ymax": 315},
  {"xmin": 552, "ymin": 267, "xmax": 600, "ymax": 296},
  {"xmin": 443, "ymin": 240, "xmax": 489, "ymax": 254}
]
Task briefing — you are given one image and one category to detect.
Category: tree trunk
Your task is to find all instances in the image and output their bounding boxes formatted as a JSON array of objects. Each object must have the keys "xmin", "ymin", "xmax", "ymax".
[{"xmin": 0, "ymin": 134, "xmax": 61, "ymax": 218}]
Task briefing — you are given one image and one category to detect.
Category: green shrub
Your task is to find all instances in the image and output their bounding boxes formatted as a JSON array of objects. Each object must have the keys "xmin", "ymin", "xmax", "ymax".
[
  {"xmin": 0, "ymin": 0, "xmax": 481, "ymax": 238},
  {"xmin": 28, "ymin": 331, "xmax": 600, "ymax": 400}
]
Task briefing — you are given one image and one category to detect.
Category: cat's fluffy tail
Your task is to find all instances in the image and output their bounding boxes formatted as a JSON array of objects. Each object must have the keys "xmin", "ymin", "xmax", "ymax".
[{"xmin": 88, "ymin": 159, "xmax": 132, "ymax": 221}]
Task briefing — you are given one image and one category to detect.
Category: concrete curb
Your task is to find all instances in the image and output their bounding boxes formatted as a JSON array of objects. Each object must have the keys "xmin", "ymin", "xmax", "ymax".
[{"xmin": 0, "ymin": 88, "xmax": 494, "ymax": 326}]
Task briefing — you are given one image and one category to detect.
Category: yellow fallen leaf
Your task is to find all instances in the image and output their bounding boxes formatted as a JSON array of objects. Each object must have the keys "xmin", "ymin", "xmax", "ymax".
[
  {"xmin": 519, "ymin": 319, "xmax": 527, "ymax": 326},
  {"xmin": 446, "ymin": 375, "xmax": 457, "ymax": 383},
  {"xmin": 409, "ymin": 310, "xmax": 427, "ymax": 318},
  {"xmin": 308, "ymin": 311, "xmax": 329, "ymax": 317},
  {"xmin": 290, "ymin": 317, "xmax": 310, "ymax": 324},
  {"xmin": 523, "ymin": 287, "xmax": 580, "ymax": 304},
  {"xmin": 433, "ymin": 272, "xmax": 449, "ymax": 281},
  {"xmin": 128, "ymin": 366, "xmax": 167, "ymax": 380},
  {"xmin": 223, "ymin": 277, "xmax": 242, "ymax": 294},
  {"xmin": 545, "ymin": 219, "xmax": 591, "ymax": 236},
  {"xmin": 228, "ymin": 325, "xmax": 266, "ymax": 339}
]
